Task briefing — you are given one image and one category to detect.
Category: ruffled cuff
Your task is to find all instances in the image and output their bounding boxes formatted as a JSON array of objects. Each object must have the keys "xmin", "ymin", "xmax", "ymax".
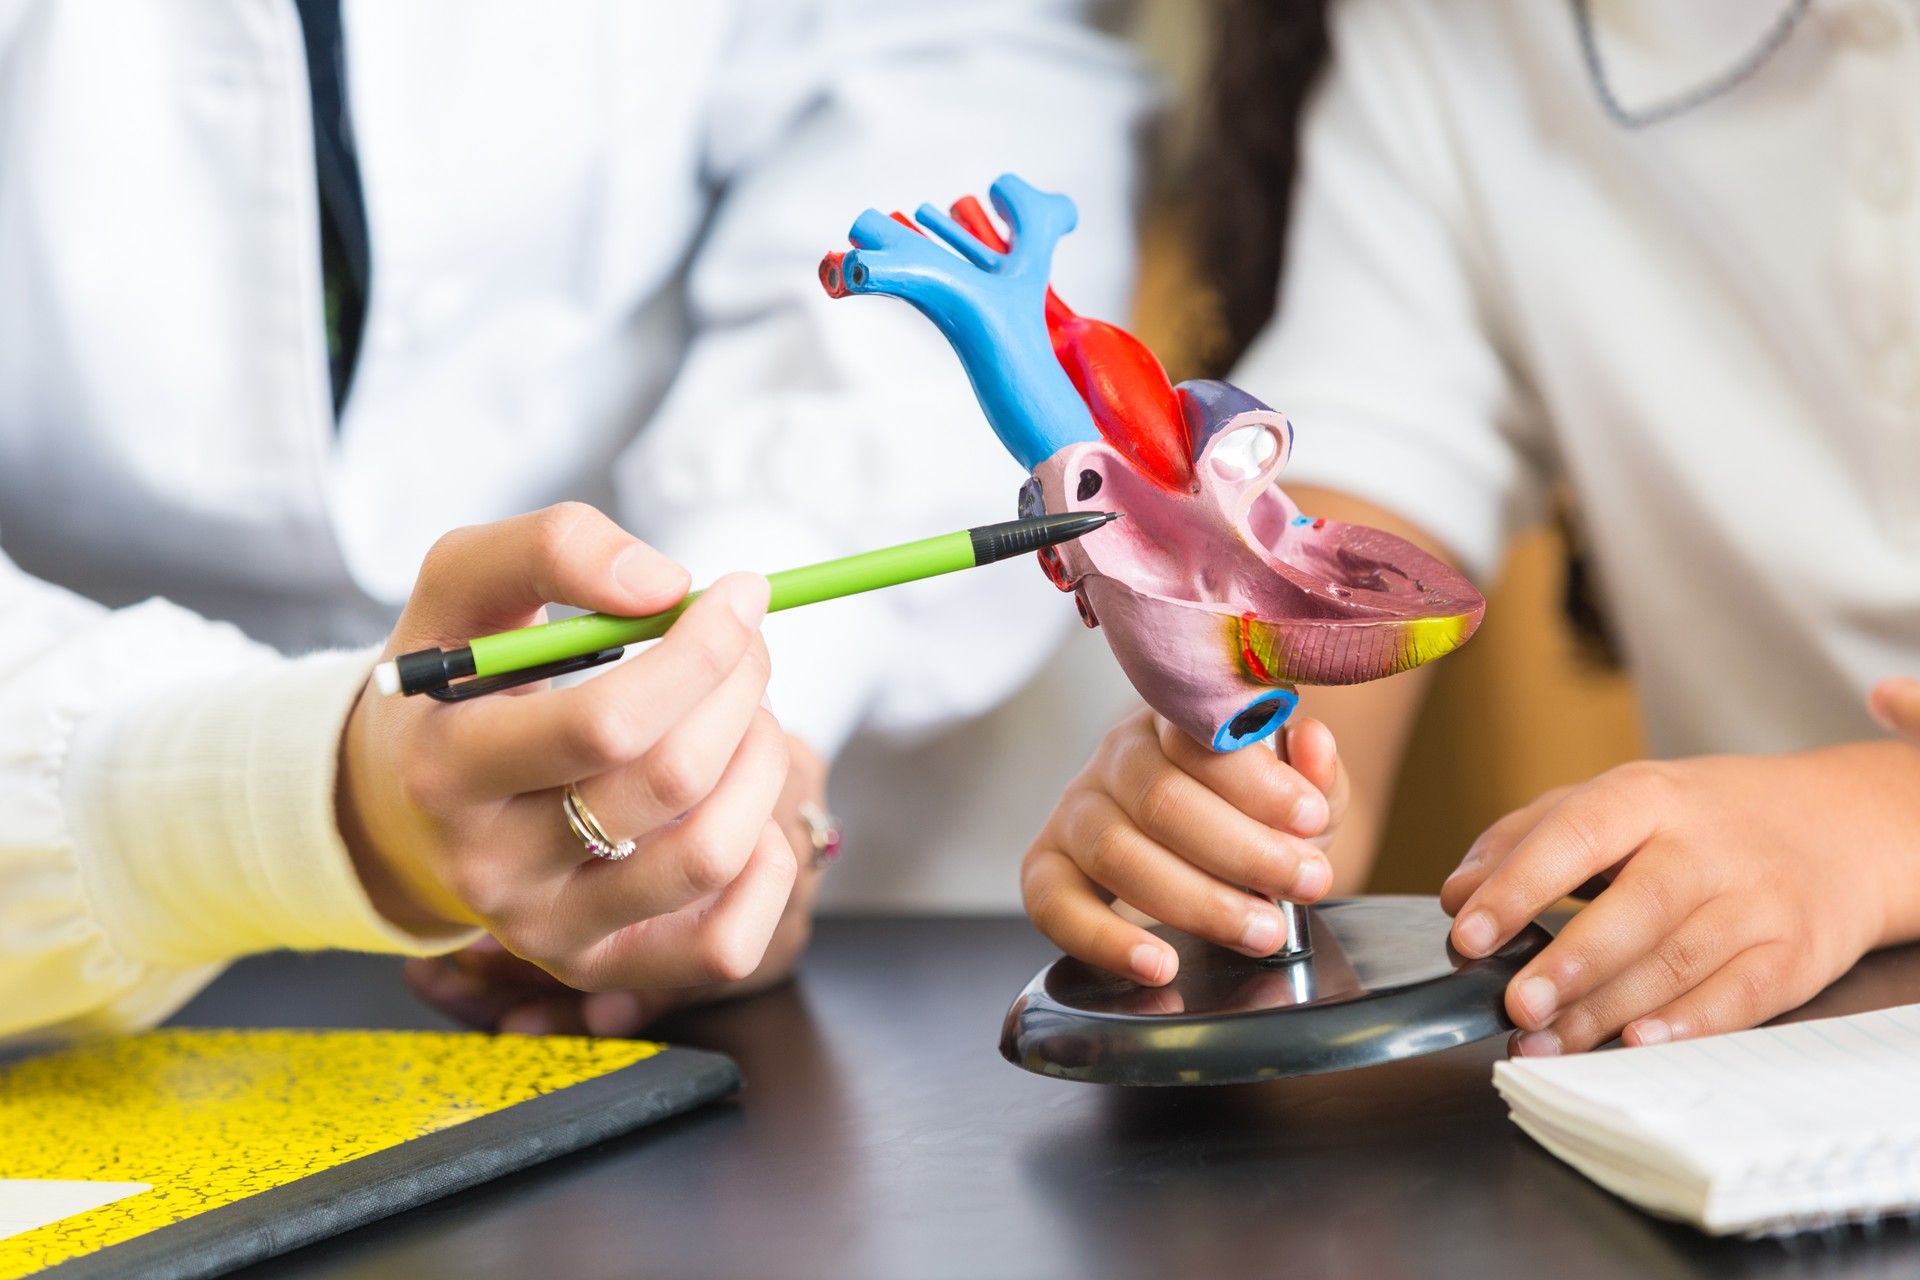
[{"xmin": 65, "ymin": 643, "xmax": 479, "ymax": 966}]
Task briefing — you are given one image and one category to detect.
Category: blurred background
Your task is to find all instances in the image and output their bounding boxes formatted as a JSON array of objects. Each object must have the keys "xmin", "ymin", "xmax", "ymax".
[{"xmin": 818, "ymin": 0, "xmax": 1646, "ymax": 912}]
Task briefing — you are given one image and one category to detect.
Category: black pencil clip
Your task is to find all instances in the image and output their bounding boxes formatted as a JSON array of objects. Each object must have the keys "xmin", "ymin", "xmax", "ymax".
[{"xmin": 426, "ymin": 648, "xmax": 627, "ymax": 702}]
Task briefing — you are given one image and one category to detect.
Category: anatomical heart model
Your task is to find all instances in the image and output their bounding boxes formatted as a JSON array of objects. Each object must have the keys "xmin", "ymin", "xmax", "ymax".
[{"xmin": 821, "ymin": 175, "xmax": 1483, "ymax": 751}]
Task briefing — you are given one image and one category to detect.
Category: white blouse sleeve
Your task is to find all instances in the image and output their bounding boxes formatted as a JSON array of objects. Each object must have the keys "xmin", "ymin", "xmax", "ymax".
[
  {"xmin": 1233, "ymin": 0, "xmax": 1549, "ymax": 585},
  {"xmin": 614, "ymin": 0, "xmax": 1151, "ymax": 757},
  {"xmin": 0, "ymin": 549, "xmax": 473, "ymax": 1047}
]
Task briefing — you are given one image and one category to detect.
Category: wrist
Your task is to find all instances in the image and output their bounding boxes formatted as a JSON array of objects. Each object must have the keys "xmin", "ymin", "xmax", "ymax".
[
  {"xmin": 334, "ymin": 691, "xmax": 468, "ymax": 933},
  {"xmin": 1869, "ymin": 743, "xmax": 1920, "ymax": 950},
  {"xmin": 69, "ymin": 643, "xmax": 475, "ymax": 963},
  {"xmin": 1809, "ymin": 741, "xmax": 1920, "ymax": 951}
]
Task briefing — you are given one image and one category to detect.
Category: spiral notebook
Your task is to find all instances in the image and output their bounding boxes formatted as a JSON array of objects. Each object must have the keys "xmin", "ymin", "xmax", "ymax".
[
  {"xmin": 1494, "ymin": 1002, "xmax": 1920, "ymax": 1237},
  {"xmin": 0, "ymin": 1029, "xmax": 739, "ymax": 1279}
]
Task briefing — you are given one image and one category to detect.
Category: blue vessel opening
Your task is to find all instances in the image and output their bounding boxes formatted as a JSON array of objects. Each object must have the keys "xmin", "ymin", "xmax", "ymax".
[{"xmin": 1212, "ymin": 689, "xmax": 1299, "ymax": 752}]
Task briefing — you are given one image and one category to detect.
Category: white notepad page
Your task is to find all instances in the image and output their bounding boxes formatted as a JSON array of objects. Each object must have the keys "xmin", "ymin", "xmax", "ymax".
[
  {"xmin": 1494, "ymin": 1003, "xmax": 1920, "ymax": 1236},
  {"xmin": 0, "ymin": 1180, "xmax": 151, "ymax": 1242}
]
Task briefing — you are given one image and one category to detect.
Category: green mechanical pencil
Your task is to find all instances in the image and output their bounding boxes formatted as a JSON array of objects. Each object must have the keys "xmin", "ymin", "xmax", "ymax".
[{"xmin": 376, "ymin": 511, "xmax": 1121, "ymax": 700}]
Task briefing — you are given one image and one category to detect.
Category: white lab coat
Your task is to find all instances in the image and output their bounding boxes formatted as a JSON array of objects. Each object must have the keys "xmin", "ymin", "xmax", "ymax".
[{"xmin": 0, "ymin": 0, "xmax": 1148, "ymax": 1043}]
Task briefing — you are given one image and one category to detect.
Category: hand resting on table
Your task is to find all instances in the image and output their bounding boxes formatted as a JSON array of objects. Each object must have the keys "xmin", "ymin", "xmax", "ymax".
[{"xmin": 1441, "ymin": 742, "xmax": 1920, "ymax": 1056}]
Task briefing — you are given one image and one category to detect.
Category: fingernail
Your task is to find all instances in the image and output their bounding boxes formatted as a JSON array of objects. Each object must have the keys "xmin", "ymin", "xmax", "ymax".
[
  {"xmin": 1291, "ymin": 857, "xmax": 1330, "ymax": 900},
  {"xmin": 584, "ymin": 990, "xmax": 647, "ymax": 1037},
  {"xmin": 1288, "ymin": 790, "xmax": 1329, "ymax": 836},
  {"xmin": 1627, "ymin": 1017, "xmax": 1671, "ymax": 1046},
  {"xmin": 1241, "ymin": 909, "xmax": 1283, "ymax": 954},
  {"xmin": 1514, "ymin": 976, "xmax": 1558, "ymax": 1024},
  {"xmin": 1514, "ymin": 1030, "xmax": 1560, "ymax": 1057},
  {"xmin": 1130, "ymin": 944, "xmax": 1169, "ymax": 984},
  {"xmin": 500, "ymin": 1008, "xmax": 558, "ymax": 1037},
  {"xmin": 613, "ymin": 543, "xmax": 674, "ymax": 595},
  {"xmin": 724, "ymin": 574, "xmax": 771, "ymax": 627},
  {"xmin": 1456, "ymin": 911, "xmax": 1496, "ymax": 957},
  {"xmin": 1447, "ymin": 845, "xmax": 1487, "ymax": 883}
]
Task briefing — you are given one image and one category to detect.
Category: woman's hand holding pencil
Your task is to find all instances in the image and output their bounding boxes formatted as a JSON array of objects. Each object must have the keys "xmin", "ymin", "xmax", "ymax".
[
  {"xmin": 336, "ymin": 502, "xmax": 800, "ymax": 998},
  {"xmin": 354, "ymin": 505, "xmax": 1118, "ymax": 1031}
]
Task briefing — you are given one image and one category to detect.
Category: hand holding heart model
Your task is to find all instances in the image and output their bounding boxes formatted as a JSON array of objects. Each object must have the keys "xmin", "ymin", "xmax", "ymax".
[{"xmin": 820, "ymin": 174, "xmax": 1483, "ymax": 752}]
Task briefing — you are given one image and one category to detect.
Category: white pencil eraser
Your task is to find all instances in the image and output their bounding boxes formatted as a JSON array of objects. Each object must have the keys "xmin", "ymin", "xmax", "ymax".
[{"xmin": 372, "ymin": 661, "xmax": 401, "ymax": 696}]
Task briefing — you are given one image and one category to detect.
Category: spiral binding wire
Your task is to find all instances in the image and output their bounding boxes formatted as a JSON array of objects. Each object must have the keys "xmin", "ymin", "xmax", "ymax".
[{"xmin": 1750, "ymin": 1136, "xmax": 1920, "ymax": 1241}]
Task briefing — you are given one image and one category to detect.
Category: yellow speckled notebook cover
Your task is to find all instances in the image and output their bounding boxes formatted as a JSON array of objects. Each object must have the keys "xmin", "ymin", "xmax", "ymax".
[{"xmin": 0, "ymin": 1029, "xmax": 739, "ymax": 1280}]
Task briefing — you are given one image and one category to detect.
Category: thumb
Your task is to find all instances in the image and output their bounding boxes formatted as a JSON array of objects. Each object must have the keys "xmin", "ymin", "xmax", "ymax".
[
  {"xmin": 1870, "ymin": 677, "xmax": 1920, "ymax": 743},
  {"xmin": 1281, "ymin": 716, "xmax": 1349, "ymax": 828},
  {"xmin": 399, "ymin": 502, "xmax": 692, "ymax": 647}
]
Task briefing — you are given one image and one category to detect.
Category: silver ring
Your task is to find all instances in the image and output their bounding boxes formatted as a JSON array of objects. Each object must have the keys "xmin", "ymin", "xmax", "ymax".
[
  {"xmin": 563, "ymin": 782, "xmax": 634, "ymax": 862},
  {"xmin": 797, "ymin": 802, "xmax": 841, "ymax": 871}
]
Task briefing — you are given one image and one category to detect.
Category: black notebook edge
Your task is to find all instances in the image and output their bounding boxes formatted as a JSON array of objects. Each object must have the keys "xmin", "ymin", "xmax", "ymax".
[{"xmin": 43, "ymin": 1044, "xmax": 741, "ymax": 1280}]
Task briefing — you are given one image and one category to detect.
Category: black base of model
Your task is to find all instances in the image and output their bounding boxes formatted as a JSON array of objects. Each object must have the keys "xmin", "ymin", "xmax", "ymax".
[{"xmin": 1000, "ymin": 896, "xmax": 1551, "ymax": 1086}]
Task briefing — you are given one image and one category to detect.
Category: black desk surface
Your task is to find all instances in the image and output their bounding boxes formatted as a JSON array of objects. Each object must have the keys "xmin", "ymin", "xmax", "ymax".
[{"xmin": 171, "ymin": 914, "xmax": 1920, "ymax": 1280}]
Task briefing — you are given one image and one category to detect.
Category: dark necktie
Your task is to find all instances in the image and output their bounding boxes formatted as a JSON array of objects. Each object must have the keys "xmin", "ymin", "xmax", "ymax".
[{"xmin": 292, "ymin": 0, "xmax": 370, "ymax": 420}]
